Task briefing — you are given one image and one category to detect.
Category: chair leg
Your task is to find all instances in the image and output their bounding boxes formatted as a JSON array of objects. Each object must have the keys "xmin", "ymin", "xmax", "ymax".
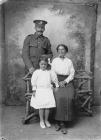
[
  {"xmin": 88, "ymin": 98, "xmax": 93, "ymax": 116},
  {"xmin": 81, "ymin": 96, "xmax": 90, "ymax": 108},
  {"xmin": 22, "ymin": 99, "xmax": 39, "ymax": 124},
  {"xmin": 22, "ymin": 100, "xmax": 30, "ymax": 124},
  {"xmin": 81, "ymin": 96, "xmax": 93, "ymax": 116},
  {"xmin": 26, "ymin": 100, "xmax": 30, "ymax": 117}
]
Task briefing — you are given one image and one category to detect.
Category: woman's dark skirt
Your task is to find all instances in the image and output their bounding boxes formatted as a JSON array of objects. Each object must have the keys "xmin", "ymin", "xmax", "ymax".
[{"xmin": 54, "ymin": 75, "xmax": 75, "ymax": 121}]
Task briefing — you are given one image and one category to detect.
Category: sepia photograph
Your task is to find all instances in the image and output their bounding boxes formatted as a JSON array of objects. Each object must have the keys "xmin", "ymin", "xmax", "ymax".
[{"xmin": 0, "ymin": 0, "xmax": 101, "ymax": 139}]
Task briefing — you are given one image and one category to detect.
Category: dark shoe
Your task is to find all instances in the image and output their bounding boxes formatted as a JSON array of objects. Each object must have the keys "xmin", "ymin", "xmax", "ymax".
[
  {"xmin": 55, "ymin": 124, "xmax": 61, "ymax": 131},
  {"xmin": 61, "ymin": 128, "xmax": 67, "ymax": 134}
]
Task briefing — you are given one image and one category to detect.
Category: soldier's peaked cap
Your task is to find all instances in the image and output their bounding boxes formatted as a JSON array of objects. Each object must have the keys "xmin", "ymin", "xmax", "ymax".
[{"xmin": 33, "ymin": 20, "xmax": 48, "ymax": 27}]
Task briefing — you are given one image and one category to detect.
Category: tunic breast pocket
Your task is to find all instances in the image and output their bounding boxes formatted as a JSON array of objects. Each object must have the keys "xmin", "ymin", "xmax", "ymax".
[
  {"xmin": 29, "ymin": 46, "xmax": 39, "ymax": 57},
  {"xmin": 30, "ymin": 40, "xmax": 38, "ymax": 48}
]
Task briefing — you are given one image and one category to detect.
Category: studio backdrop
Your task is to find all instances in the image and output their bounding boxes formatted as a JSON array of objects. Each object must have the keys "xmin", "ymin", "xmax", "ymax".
[{"xmin": 1, "ymin": 0, "xmax": 101, "ymax": 105}]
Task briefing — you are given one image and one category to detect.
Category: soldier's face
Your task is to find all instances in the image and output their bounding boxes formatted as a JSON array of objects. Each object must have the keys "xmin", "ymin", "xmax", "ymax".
[
  {"xmin": 39, "ymin": 60, "xmax": 47, "ymax": 70},
  {"xmin": 35, "ymin": 26, "xmax": 45, "ymax": 35}
]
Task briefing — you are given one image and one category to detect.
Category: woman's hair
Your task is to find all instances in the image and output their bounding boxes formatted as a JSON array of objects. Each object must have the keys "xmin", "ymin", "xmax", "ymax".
[
  {"xmin": 56, "ymin": 44, "xmax": 68, "ymax": 52},
  {"xmin": 38, "ymin": 55, "xmax": 48, "ymax": 64}
]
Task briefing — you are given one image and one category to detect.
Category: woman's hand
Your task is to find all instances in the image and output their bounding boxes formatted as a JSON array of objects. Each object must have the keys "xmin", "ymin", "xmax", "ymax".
[
  {"xmin": 54, "ymin": 87, "xmax": 59, "ymax": 92},
  {"xmin": 59, "ymin": 81, "xmax": 67, "ymax": 87}
]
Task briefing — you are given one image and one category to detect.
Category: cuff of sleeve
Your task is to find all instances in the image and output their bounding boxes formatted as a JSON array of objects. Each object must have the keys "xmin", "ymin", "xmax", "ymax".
[
  {"xmin": 65, "ymin": 79, "xmax": 69, "ymax": 84},
  {"xmin": 55, "ymin": 83, "xmax": 59, "ymax": 88}
]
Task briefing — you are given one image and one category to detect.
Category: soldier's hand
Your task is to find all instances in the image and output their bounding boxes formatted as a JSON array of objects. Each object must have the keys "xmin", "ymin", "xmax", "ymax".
[{"xmin": 29, "ymin": 67, "xmax": 35, "ymax": 74}]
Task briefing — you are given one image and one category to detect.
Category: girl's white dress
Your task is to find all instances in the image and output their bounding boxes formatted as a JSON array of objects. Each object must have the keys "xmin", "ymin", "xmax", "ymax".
[{"xmin": 30, "ymin": 69, "xmax": 59, "ymax": 109}]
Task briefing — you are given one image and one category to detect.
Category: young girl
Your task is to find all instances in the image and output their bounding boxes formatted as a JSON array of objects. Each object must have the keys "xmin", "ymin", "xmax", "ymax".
[{"xmin": 30, "ymin": 56, "xmax": 59, "ymax": 129}]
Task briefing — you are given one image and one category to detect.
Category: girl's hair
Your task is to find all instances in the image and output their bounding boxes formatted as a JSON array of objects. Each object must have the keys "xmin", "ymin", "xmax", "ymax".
[
  {"xmin": 39, "ymin": 55, "xmax": 48, "ymax": 64},
  {"xmin": 56, "ymin": 44, "xmax": 68, "ymax": 52}
]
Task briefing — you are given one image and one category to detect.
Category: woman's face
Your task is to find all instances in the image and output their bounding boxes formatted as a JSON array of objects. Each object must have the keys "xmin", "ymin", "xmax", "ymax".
[
  {"xmin": 39, "ymin": 60, "xmax": 47, "ymax": 70},
  {"xmin": 58, "ymin": 46, "xmax": 66, "ymax": 57}
]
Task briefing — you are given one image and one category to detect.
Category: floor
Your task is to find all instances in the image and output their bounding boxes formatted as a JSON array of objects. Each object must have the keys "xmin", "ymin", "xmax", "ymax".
[{"xmin": 0, "ymin": 105, "xmax": 101, "ymax": 140}]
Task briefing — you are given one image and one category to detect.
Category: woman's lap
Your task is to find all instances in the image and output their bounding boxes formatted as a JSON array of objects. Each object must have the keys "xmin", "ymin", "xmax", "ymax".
[{"xmin": 54, "ymin": 82, "xmax": 75, "ymax": 121}]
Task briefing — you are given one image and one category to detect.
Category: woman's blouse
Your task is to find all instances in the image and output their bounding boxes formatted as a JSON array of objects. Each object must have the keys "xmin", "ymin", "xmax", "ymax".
[
  {"xmin": 31, "ymin": 69, "xmax": 59, "ymax": 91},
  {"xmin": 51, "ymin": 57, "xmax": 75, "ymax": 83}
]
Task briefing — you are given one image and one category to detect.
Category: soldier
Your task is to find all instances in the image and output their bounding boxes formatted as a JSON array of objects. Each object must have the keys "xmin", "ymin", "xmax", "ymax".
[
  {"xmin": 22, "ymin": 20, "xmax": 53, "ymax": 120},
  {"xmin": 22, "ymin": 20, "xmax": 53, "ymax": 74}
]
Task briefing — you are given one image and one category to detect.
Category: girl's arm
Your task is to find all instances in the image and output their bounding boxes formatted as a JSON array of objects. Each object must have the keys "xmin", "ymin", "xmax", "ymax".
[
  {"xmin": 31, "ymin": 70, "xmax": 38, "ymax": 91},
  {"xmin": 50, "ymin": 70, "xmax": 59, "ymax": 88}
]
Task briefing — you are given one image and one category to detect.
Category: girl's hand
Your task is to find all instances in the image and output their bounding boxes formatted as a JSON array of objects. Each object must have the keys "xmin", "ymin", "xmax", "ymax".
[
  {"xmin": 59, "ymin": 81, "xmax": 67, "ymax": 87},
  {"xmin": 32, "ymin": 90, "xmax": 36, "ymax": 97}
]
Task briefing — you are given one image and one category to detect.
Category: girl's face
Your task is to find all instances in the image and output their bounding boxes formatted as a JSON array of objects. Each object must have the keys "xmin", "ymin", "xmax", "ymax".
[
  {"xmin": 39, "ymin": 60, "xmax": 48, "ymax": 70},
  {"xmin": 58, "ymin": 46, "xmax": 66, "ymax": 57}
]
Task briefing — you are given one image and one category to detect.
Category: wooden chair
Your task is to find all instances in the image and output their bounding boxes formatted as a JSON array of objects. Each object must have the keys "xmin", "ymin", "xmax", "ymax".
[
  {"xmin": 22, "ymin": 72, "xmax": 38, "ymax": 124},
  {"xmin": 74, "ymin": 70, "xmax": 93, "ymax": 116},
  {"xmin": 22, "ymin": 70, "xmax": 93, "ymax": 124}
]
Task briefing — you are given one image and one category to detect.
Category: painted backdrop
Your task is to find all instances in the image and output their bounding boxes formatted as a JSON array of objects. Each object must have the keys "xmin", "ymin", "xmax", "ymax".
[
  {"xmin": 4, "ymin": 1, "xmax": 95, "ymax": 105},
  {"xmin": 94, "ymin": 4, "xmax": 101, "ymax": 105}
]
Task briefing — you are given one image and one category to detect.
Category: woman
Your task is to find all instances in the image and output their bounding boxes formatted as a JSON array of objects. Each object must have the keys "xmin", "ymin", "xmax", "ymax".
[
  {"xmin": 51, "ymin": 44, "xmax": 75, "ymax": 134},
  {"xmin": 30, "ymin": 56, "xmax": 59, "ymax": 129}
]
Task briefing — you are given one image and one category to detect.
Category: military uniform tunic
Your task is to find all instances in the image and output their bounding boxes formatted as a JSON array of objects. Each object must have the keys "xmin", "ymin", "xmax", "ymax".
[{"xmin": 22, "ymin": 33, "xmax": 53, "ymax": 70}]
